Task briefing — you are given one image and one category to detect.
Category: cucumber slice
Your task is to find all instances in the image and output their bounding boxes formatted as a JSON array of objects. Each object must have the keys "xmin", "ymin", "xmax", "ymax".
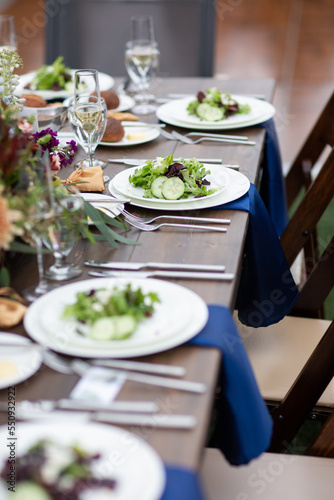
[
  {"xmin": 89, "ymin": 315, "xmax": 137, "ymax": 340},
  {"xmin": 89, "ymin": 317, "xmax": 117, "ymax": 340},
  {"xmin": 12, "ymin": 482, "xmax": 51, "ymax": 500},
  {"xmin": 113, "ymin": 315, "xmax": 137, "ymax": 339},
  {"xmin": 162, "ymin": 177, "xmax": 185, "ymax": 200},
  {"xmin": 151, "ymin": 176, "xmax": 167, "ymax": 199},
  {"xmin": 197, "ymin": 103, "xmax": 224, "ymax": 121}
]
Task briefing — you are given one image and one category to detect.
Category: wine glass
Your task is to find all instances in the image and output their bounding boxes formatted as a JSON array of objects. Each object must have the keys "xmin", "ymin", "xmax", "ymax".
[
  {"xmin": 68, "ymin": 94, "xmax": 107, "ymax": 169},
  {"xmin": 125, "ymin": 15, "xmax": 160, "ymax": 115},
  {"xmin": 0, "ymin": 15, "xmax": 16, "ymax": 52},
  {"xmin": 43, "ymin": 190, "xmax": 84, "ymax": 281},
  {"xmin": 74, "ymin": 68, "xmax": 100, "ymax": 100},
  {"xmin": 22, "ymin": 159, "xmax": 57, "ymax": 302}
]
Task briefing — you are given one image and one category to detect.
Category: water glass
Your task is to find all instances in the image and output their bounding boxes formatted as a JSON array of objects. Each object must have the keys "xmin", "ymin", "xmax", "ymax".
[{"xmin": 0, "ymin": 15, "xmax": 16, "ymax": 52}]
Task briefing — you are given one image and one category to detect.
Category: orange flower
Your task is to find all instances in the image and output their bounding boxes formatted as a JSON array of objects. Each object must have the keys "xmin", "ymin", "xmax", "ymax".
[{"xmin": 0, "ymin": 191, "xmax": 23, "ymax": 251}]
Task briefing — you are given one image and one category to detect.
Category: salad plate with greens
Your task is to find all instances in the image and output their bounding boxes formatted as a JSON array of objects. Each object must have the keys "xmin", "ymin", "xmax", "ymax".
[
  {"xmin": 110, "ymin": 155, "xmax": 229, "ymax": 204},
  {"xmin": 156, "ymin": 91, "xmax": 275, "ymax": 130},
  {"xmin": 24, "ymin": 277, "xmax": 208, "ymax": 358},
  {"xmin": 0, "ymin": 421, "xmax": 166, "ymax": 500},
  {"xmin": 16, "ymin": 56, "xmax": 115, "ymax": 100}
]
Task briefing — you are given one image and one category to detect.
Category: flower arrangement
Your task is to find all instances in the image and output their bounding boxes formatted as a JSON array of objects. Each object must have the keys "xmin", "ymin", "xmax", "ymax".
[{"xmin": 0, "ymin": 50, "xmax": 134, "ymax": 287}]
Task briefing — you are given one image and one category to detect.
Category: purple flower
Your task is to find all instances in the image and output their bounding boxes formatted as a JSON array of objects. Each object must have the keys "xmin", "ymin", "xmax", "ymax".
[{"xmin": 33, "ymin": 129, "xmax": 77, "ymax": 169}]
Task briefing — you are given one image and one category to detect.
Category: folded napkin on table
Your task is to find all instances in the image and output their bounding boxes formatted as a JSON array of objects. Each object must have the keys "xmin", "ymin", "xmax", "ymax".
[
  {"xmin": 188, "ymin": 305, "xmax": 273, "ymax": 466},
  {"xmin": 0, "ymin": 287, "xmax": 27, "ymax": 328},
  {"xmin": 214, "ymin": 183, "xmax": 299, "ymax": 327},
  {"xmin": 162, "ymin": 466, "xmax": 206, "ymax": 500},
  {"xmin": 258, "ymin": 118, "xmax": 289, "ymax": 236},
  {"xmin": 61, "ymin": 163, "xmax": 105, "ymax": 192}
]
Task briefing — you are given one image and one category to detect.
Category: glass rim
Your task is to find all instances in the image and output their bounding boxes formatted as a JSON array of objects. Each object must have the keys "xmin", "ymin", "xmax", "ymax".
[
  {"xmin": 68, "ymin": 95, "xmax": 106, "ymax": 105},
  {"xmin": 125, "ymin": 40, "xmax": 159, "ymax": 48}
]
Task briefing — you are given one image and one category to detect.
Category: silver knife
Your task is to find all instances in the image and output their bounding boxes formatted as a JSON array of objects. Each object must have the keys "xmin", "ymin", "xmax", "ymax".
[
  {"xmin": 88, "ymin": 270, "xmax": 235, "ymax": 280},
  {"xmin": 6, "ymin": 409, "xmax": 197, "ymax": 429},
  {"xmin": 121, "ymin": 122, "xmax": 166, "ymax": 128},
  {"xmin": 108, "ymin": 158, "xmax": 225, "ymax": 166},
  {"xmin": 0, "ymin": 399, "xmax": 158, "ymax": 413},
  {"xmin": 85, "ymin": 261, "xmax": 226, "ymax": 272}
]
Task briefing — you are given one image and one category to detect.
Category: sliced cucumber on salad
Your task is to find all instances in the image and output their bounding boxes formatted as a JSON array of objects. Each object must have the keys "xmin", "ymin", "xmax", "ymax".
[
  {"xmin": 162, "ymin": 177, "xmax": 185, "ymax": 200},
  {"xmin": 89, "ymin": 315, "xmax": 137, "ymax": 340},
  {"xmin": 129, "ymin": 154, "xmax": 218, "ymax": 200},
  {"xmin": 151, "ymin": 176, "xmax": 167, "ymax": 199},
  {"xmin": 196, "ymin": 103, "xmax": 224, "ymax": 121},
  {"xmin": 62, "ymin": 284, "xmax": 160, "ymax": 342},
  {"xmin": 10, "ymin": 482, "xmax": 51, "ymax": 500}
]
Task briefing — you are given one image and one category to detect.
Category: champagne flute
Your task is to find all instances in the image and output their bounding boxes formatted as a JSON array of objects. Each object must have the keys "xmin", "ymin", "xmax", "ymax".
[
  {"xmin": 44, "ymin": 190, "xmax": 84, "ymax": 281},
  {"xmin": 68, "ymin": 94, "xmax": 107, "ymax": 169},
  {"xmin": 74, "ymin": 68, "xmax": 100, "ymax": 100},
  {"xmin": 0, "ymin": 15, "xmax": 16, "ymax": 52},
  {"xmin": 125, "ymin": 15, "xmax": 160, "ymax": 114}
]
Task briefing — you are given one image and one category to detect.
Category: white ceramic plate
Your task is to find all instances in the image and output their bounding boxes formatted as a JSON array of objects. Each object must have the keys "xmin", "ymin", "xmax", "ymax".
[
  {"xmin": 0, "ymin": 421, "xmax": 166, "ymax": 500},
  {"xmin": 111, "ymin": 164, "xmax": 228, "ymax": 204},
  {"xmin": 24, "ymin": 278, "xmax": 209, "ymax": 358},
  {"xmin": 80, "ymin": 193, "xmax": 124, "ymax": 220},
  {"xmin": 156, "ymin": 95, "xmax": 275, "ymax": 130},
  {"xmin": 16, "ymin": 70, "xmax": 115, "ymax": 100},
  {"xmin": 63, "ymin": 93, "xmax": 135, "ymax": 113},
  {"xmin": 100, "ymin": 125, "xmax": 160, "ymax": 147},
  {"xmin": 109, "ymin": 165, "xmax": 250, "ymax": 211},
  {"xmin": 0, "ymin": 332, "xmax": 42, "ymax": 389}
]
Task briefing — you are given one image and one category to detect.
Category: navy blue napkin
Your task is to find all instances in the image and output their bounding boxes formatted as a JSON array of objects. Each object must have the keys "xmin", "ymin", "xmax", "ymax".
[
  {"xmin": 188, "ymin": 305, "xmax": 273, "ymax": 466},
  {"xmin": 258, "ymin": 119, "xmax": 289, "ymax": 236},
  {"xmin": 215, "ymin": 183, "xmax": 299, "ymax": 327},
  {"xmin": 162, "ymin": 466, "xmax": 205, "ymax": 500}
]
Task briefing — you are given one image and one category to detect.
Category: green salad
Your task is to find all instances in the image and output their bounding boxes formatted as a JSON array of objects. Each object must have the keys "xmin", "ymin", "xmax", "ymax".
[
  {"xmin": 129, "ymin": 154, "xmax": 218, "ymax": 200},
  {"xmin": 27, "ymin": 56, "xmax": 78, "ymax": 92},
  {"xmin": 63, "ymin": 284, "xmax": 160, "ymax": 341},
  {"xmin": 187, "ymin": 87, "xmax": 251, "ymax": 122}
]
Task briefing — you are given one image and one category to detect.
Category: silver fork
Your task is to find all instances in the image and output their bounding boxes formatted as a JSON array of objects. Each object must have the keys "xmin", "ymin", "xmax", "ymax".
[
  {"xmin": 122, "ymin": 215, "xmax": 227, "ymax": 232},
  {"xmin": 41, "ymin": 348, "xmax": 185, "ymax": 377},
  {"xmin": 172, "ymin": 130, "xmax": 256, "ymax": 145},
  {"xmin": 121, "ymin": 208, "xmax": 230, "ymax": 225},
  {"xmin": 158, "ymin": 127, "xmax": 177, "ymax": 140},
  {"xmin": 42, "ymin": 351, "xmax": 206, "ymax": 393}
]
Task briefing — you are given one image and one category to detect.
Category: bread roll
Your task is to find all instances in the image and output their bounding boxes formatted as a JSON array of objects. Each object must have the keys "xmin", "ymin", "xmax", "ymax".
[
  {"xmin": 91, "ymin": 90, "xmax": 120, "ymax": 110},
  {"xmin": 21, "ymin": 94, "xmax": 47, "ymax": 107},
  {"xmin": 102, "ymin": 117, "xmax": 124, "ymax": 142}
]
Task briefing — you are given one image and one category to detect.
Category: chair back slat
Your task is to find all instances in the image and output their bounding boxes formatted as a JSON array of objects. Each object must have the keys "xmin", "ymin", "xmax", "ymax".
[
  {"xmin": 285, "ymin": 92, "xmax": 334, "ymax": 207},
  {"xmin": 281, "ymin": 151, "xmax": 334, "ymax": 267},
  {"xmin": 292, "ymin": 237, "xmax": 334, "ymax": 317}
]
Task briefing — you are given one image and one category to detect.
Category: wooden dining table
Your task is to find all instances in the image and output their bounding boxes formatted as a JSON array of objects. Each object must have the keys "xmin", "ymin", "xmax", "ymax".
[{"xmin": 0, "ymin": 77, "xmax": 276, "ymax": 479}]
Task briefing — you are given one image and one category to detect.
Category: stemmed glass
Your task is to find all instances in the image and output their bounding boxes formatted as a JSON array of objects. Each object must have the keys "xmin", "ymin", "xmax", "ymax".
[
  {"xmin": 0, "ymin": 15, "xmax": 16, "ymax": 52},
  {"xmin": 68, "ymin": 69, "xmax": 107, "ymax": 168},
  {"xmin": 124, "ymin": 15, "xmax": 160, "ymax": 114},
  {"xmin": 22, "ymin": 158, "xmax": 57, "ymax": 302},
  {"xmin": 43, "ymin": 189, "xmax": 84, "ymax": 281}
]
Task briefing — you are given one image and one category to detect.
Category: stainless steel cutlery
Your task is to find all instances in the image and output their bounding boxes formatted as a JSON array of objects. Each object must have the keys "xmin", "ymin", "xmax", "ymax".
[
  {"xmin": 84, "ymin": 260, "xmax": 226, "ymax": 272},
  {"xmin": 108, "ymin": 158, "xmax": 227, "ymax": 165},
  {"xmin": 172, "ymin": 130, "xmax": 256, "ymax": 146},
  {"xmin": 0, "ymin": 399, "xmax": 159, "ymax": 413},
  {"xmin": 120, "ymin": 209, "xmax": 230, "ymax": 225},
  {"xmin": 87, "ymin": 269, "xmax": 235, "ymax": 280}
]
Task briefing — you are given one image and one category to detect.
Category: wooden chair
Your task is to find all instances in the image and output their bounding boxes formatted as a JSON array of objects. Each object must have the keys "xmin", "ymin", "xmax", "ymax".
[
  {"xmin": 234, "ymin": 93, "xmax": 334, "ymax": 452},
  {"xmin": 200, "ymin": 447, "xmax": 334, "ymax": 500},
  {"xmin": 283, "ymin": 91, "xmax": 334, "ymax": 317}
]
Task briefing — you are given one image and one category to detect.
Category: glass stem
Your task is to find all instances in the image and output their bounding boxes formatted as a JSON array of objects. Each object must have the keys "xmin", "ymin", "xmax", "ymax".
[
  {"xmin": 35, "ymin": 237, "xmax": 48, "ymax": 293},
  {"xmin": 86, "ymin": 133, "xmax": 94, "ymax": 168}
]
